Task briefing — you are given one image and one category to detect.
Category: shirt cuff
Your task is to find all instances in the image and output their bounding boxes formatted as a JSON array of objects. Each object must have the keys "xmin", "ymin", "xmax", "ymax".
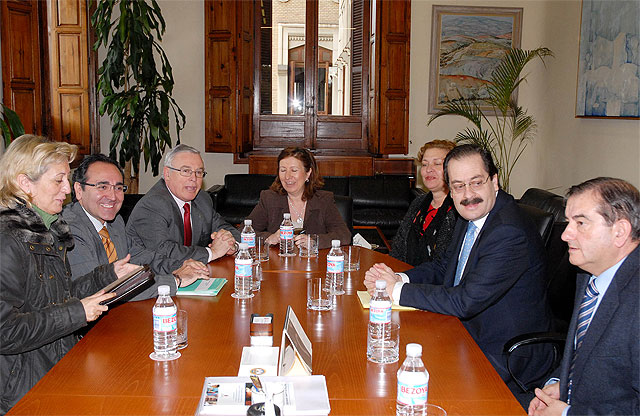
[
  {"xmin": 562, "ymin": 405, "xmax": 571, "ymax": 416},
  {"xmin": 206, "ymin": 247, "xmax": 214, "ymax": 263},
  {"xmin": 391, "ymin": 273, "xmax": 410, "ymax": 305},
  {"xmin": 544, "ymin": 378, "xmax": 559, "ymax": 386}
]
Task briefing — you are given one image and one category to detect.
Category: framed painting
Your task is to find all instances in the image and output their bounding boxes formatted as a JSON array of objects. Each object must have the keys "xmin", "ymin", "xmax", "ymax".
[
  {"xmin": 428, "ymin": 5, "xmax": 523, "ymax": 114},
  {"xmin": 576, "ymin": 0, "xmax": 640, "ymax": 118}
]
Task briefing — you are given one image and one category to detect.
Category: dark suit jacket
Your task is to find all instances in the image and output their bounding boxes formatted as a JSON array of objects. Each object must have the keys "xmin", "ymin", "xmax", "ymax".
[
  {"xmin": 62, "ymin": 202, "xmax": 181, "ymax": 299},
  {"xmin": 557, "ymin": 245, "xmax": 639, "ymax": 415},
  {"xmin": 126, "ymin": 179, "xmax": 240, "ymax": 264},
  {"xmin": 248, "ymin": 189, "xmax": 351, "ymax": 249},
  {"xmin": 400, "ymin": 190, "xmax": 552, "ymax": 384}
]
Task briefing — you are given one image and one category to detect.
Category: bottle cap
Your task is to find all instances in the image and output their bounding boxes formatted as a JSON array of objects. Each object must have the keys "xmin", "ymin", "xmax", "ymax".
[
  {"xmin": 284, "ymin": 213, "xmax": 291, "ymax": 219},
  {"xmin": 158, "ymin": 285, "xmax": 170, "ymax": 296},
  {"xmin": 406, "ymin": 343, "xmax": 422, "ymax": 357},
  {"xmin": 331, "ymin": 239, "xmax": 340, "ymax": 247},
  {"xmin": 245, "ymin": 219, "xmax": 252, "ymax": 225},
  {"xmin": 375, "ymin": 280, "xmax": 387, "ymax": 290},
  {"xmin": 239, "ymin": 243, "xmax": 249, "ymax": 250}
]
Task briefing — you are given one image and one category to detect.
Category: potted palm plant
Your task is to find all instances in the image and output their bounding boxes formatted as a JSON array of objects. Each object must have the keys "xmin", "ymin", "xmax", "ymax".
[
  {"xmin": 428, "ymin": 47, "xmax": 553, "ymax": 192},
  {"xmin": 91, "ymin": 0, "xmax": 186, "ymax": 192},
  {"xmin": 1, "ymin": 104, "xmax": 25, "ymax": 148}
]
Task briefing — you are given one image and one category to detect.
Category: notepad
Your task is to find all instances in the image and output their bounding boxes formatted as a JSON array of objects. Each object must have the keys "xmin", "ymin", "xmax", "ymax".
[
  {"xmin": 177, "ymin": 278, "xmax": 227, "ymax": 296},
  {"xmin": 357, "ymin": 290, "xmax": 417, "ymax": 311}
]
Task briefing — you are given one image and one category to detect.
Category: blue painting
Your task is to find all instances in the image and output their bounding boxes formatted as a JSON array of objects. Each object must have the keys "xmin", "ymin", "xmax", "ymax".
[
  {"xmin": 428, "ymin": 6, "xmax": 523, "ymax": 114},
  {"xmin": 576, "ymin": 0, "xmax": 640, "ymax": 118}
]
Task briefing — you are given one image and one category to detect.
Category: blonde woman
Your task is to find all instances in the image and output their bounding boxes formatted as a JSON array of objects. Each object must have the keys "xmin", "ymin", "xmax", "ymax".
[{"xmin": 0, "ymin": 135, "xmax": 137, "ymax": 413}]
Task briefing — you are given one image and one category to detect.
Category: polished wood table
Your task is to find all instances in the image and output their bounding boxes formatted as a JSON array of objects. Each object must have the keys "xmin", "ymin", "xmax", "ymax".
[{"xmin": 9, "ymin": 247, "xmax": 524, "ymax": 415}]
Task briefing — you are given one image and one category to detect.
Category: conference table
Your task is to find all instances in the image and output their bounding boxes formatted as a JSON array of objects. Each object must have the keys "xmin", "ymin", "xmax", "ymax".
[{"xmin": 9, "ymin": 247, "xmax": 525, "ymax": 415}]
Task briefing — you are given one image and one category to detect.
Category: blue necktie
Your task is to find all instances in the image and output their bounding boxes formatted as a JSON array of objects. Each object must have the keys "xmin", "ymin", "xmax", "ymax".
[
  {"xmin": 567, "ymin": 278, "xmax": 599, "ymax": 404},
  {"xmin": 454, "ymin": 222, "xmax": 477, "ymax": 286}
]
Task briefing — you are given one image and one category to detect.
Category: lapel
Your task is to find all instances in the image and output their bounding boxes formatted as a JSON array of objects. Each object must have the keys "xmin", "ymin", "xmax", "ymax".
[
  {"xmin": 569, "ymin": 245, "xmax": 640, "ymax": 390},
  {"xmin": 159, "ymin": 179, "xmax": 189, "ymax": 244},
  {"xmin": 447, "ymin": 190, "xmax": 509, "ymax": 286},
  {"xmin": 72, "ymin": 202, "xmax": 110, "ymax": 264},
  {"xmin": 559, "ymin": 273, "xmax": 589, "ymax": 398},
  {"xmin": 190, "ymin": 197, "xmax": 204, "ymax": 245}
]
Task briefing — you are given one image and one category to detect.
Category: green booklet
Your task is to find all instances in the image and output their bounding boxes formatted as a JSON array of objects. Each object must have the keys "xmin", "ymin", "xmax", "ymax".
[{"xmin": 177, "ymin": 278, "xmax": 227, "ymax": 296}]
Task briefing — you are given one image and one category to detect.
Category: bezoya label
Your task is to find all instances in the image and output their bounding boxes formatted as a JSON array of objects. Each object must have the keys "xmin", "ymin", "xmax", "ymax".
[
  {"xmin": 327, "ymin": 255, "xmax": 344, "ymax": 273},
  {"xmin": 397, "ymin": 380, "xmax": 428, "ymax": 406},
  {"xmin": 153, "ymin": 308, "xmax": 177, "ymax": 332},
  {"xmin": 280, "ymin": 225, "xmax": 294, "ymax": 240},
  {"xmin": 369, "ymin": 299, "xmax": 391, "ymax": 324},
  {"xmin": 241, "ymin": 233, "xmax": 256, "ymax": 247},
  {"xmin": 235, "ymin": 258, "xmax": 252, "ymax": 278}
]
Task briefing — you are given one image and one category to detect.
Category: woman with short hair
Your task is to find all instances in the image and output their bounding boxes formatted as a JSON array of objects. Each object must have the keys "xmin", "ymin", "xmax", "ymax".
[
  {"xmin": 390, "ymin": 140, "xmax": 458, "ymax": 266},
  {"xmin": 248, "ymin": 147, "xmax": 351, "ymax": 249},
  {"xmin": 0, "ymin": 135, "xmax": 137, "ymax": 413}
]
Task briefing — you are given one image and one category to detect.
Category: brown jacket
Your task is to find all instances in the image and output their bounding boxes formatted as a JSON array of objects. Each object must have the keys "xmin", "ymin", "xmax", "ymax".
[{"xmin": 248, "ymin": 189, "xmax": 351, "ymax": 249}]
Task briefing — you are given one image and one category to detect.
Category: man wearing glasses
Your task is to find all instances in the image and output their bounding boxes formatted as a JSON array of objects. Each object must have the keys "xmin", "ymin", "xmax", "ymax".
[
  {"xmin": 364, "ymin": 144, "xmax": 552, "ymax": 403},
  {"xmin": 126, "ymin": 144, "xmax": 240, "ymax": 266},
  {"xmin": 63, "ymin": 154, "xmax": 212, "ymax": 299}
]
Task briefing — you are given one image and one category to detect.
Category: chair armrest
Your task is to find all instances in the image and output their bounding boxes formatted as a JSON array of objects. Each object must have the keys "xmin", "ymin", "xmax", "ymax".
[
  {"xmin": 503, "ymin": 331, "xmax": 566, "ymax": 393},
  {"xmin": 207, "ymin": 184, "xmax": 227, "ymax": 211}
]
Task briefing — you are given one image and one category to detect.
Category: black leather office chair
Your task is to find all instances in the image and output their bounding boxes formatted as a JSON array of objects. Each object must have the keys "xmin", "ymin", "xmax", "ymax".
[
  {"xmin": 504, "ymin": 189, "xmax": 578, "ymax": 393},
  {"xmin": 333, "ymin": 194, "xmax": 353, "ymax": 238}
]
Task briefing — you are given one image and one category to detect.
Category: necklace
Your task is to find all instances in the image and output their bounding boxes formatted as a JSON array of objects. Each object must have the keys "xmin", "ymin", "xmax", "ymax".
[{"xmin": 287, "ymin": 196, "xmax": 307, "ymax": 224}]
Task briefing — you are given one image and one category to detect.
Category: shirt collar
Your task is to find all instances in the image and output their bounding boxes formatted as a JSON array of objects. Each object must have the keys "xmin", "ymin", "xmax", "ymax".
[
  {"xmin": 81, "ymin": 205, "xmax": 107, "ymax": 233},
  {"xmin": 165, "ymin": 182, "xmax": 190, "ymax": 210}
]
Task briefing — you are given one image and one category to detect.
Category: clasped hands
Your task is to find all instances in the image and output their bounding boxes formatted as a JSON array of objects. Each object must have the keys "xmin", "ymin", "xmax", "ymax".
[
  {"xmin": 528, "ymin": 383, "xmax": 569, "ymax": 416},
  {"xmin": 363, "ymin": 262, "xmax": 401, "ymax": 301},
  {"xmin": 209, "ymin": 229, "xmax": 237, "ymax": 258},
  {"xmin": 265, "ymin": 231, "xmax": 310, "ymax": 248}
]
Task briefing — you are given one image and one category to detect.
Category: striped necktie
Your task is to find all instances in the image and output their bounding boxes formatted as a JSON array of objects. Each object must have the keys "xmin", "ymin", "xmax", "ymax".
[
  {"xmin": 99, "ymin": 227, "xmax": 118, "ymax": 263},
  {"xmin": 567, "ymin": 278, "xmax": 599, "ymax": 404},
  {"xmin": 454, "ymin": 222, "xmax": 477, "ymax": 286}
]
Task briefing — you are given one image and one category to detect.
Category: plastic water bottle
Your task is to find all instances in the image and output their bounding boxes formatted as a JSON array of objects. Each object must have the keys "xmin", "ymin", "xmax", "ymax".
[
  {"xmin": 279, "ymin": 213, "xmax": 295, "ymax": 257},
  {"xmin": 396, "ymin": 343, "xmax": 429, "ymax": 415},
  {"xmin": 241, "ymin": 219, "xmax": 256, "ymax": 260},
  {"xmin": 233, "ymin": 243, "xmax": 254, "ymax": 299},
  {"xmin": 367, "ymin": 279, "xmax": 392, "ymax": 362},
  {"xmin": 151, "ymin": 285, "xmax": 180, "ymax": 360},
  {"xmin": 326, "ymin": 240, "xmax": 345, "ymax": 296}
]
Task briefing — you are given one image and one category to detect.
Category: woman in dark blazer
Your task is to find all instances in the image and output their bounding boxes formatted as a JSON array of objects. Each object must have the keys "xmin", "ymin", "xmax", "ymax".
[
  {"xmin": 390, "ymin": 140, "xmax": 458, "ymax": 266},
  {"xmin": 248, "ymin": 147, "xmax": 351, "ymax": 249}
]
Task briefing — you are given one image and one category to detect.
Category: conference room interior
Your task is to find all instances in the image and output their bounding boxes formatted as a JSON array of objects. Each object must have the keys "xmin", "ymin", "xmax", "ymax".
[{"xmin": 1, "ymin": 0, "xmax": 639, "ymax": 415}]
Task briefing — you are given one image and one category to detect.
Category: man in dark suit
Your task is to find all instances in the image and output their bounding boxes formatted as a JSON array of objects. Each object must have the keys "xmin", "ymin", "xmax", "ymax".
[
  {"xmin": 126, "ymin": 144, "xmax": 240, "ymax": 265},
  {"xmin": 364, "ymin": 144, "xmax": 552, "ymax": 391},
  {"xmin": 529, "ymin": 178, "xmax": 639, "ymax": 415},
  {"xmin": 63, "ymin": 154, "xmax": 216, "ymax": 299}
]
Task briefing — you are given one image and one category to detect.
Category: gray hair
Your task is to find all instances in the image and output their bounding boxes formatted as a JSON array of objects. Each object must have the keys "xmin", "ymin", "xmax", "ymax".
[
  {"xmin": 163, "ymin": 144, "xmax": 201, "ymax": 167},
  {"xmin": 567, "ymin": 177, "xmax": 640, "ymax": 241}
]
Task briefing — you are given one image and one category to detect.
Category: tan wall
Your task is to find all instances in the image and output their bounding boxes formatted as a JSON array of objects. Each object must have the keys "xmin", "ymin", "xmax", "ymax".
[{"xmin": 100, "ymin": 0, "xmax": 640, "ymax": 197}]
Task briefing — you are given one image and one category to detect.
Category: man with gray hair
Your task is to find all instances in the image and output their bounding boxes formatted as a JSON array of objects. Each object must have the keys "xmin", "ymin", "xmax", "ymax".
[
  {"xmin": 529, "ymin": 177, "xmax": 639, "ymax": 415},
  {"xmin": 126, "ymin": 144, "xmax": 240, "ymax": 265}
]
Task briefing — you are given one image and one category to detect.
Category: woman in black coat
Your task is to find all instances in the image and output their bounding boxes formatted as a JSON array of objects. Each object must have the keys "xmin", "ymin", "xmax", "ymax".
[
  {"xmin": 391, "ymin": 140, "xmax": 458, "ymax": 266},
  {"xmin": 0, "ymin": 135, "xmax": 137, "ymax": 414}
]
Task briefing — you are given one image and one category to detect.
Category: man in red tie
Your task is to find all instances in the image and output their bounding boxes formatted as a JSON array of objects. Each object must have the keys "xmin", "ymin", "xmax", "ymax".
[
  {"xmin": 528, "ymin": 178, "xmax": 639, "ymax": 415},
  {"xmin": 126, "ymin": 145, "xmax": 240, "ymax": 265}
]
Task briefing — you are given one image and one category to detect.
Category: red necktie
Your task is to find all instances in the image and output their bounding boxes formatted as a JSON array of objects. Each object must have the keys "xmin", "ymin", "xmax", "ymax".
[{"xmin": 183, "ymin": 203, "xmax": 192, "ymax": 247}]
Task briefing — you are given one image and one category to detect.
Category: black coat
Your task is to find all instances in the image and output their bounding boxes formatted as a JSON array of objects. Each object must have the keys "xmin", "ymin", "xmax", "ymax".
[{"xmin": 0, "ymin": 203, "xmax": 116, "ymax": 414}]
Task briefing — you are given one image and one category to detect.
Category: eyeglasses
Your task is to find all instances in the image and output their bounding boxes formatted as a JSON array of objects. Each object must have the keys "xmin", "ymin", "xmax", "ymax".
[
  {"xmin": 450, "ymin": 176, "xmax": 490, "ymax": 193},
  {"xmin": 167, "ymin": 166, "xmax": 207, "ymax": 178},
  {"xmin": 78, "ymin": 182, "xmax": 128, "ymax": 193}
]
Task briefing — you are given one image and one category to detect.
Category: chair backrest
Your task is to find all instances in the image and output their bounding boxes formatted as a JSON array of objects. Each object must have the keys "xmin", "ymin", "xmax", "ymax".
[
  {"xmin": 120, "ymin": 194, "xmax": 145, "ymax": 224},
  {"xmin": 349, "ymin": 175, "xmax": 413, "ymax": 209},
  {"xmin": 333, "ymin": 194, "xmax": 353, "ymax": 235},
  {"xmin": 224, "ymin": 174, "xmax": 275, "ymax": 207},
  {"xmin": 517, "ymin": 203, "xmax": 554, "ymax": 245}
]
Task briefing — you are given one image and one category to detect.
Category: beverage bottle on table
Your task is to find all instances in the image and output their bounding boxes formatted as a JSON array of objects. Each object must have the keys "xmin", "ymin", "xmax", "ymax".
[
  {"xmin": 241, "ymin": 219, "xmax": 257, "ymax": 260},
  {"xmin": 279, "ymin": 213, "xmax": 295, "ymax": 256},
  {"xmin": 233, "ymin": 242, "xmax": 254, "ymax": 298},
  {"xmin": 152, "ymin": 285, "xmax": 179, "ymax": 360},
  {"xmin": 367, "ymin": 279, "xmax": 392, "ymax": 362},
  {"xmin": 396, "ymin": 343, "xmax": 429, "ymax": 415},
  {"xmin": 326, "ymin": 240, "xmax": 345, "ymax": 296}
]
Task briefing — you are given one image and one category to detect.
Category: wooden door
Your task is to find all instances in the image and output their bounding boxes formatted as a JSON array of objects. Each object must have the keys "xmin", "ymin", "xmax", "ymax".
[
  {"xmin": 1, "ymin": 0, "xmax": 44, "ymax": 135},
  {"xmin": 47, "ymin": 0, "xmax": 92, "ymax": 154}
]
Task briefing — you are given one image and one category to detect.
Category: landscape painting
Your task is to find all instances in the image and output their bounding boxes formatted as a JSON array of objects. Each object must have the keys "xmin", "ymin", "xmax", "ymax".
[
  {"xmin": 576, "ymin": 0, "xmax": 640, "ymax": 118},
  {"xmin": 428, "ymin": 6, "xmax": 523, "ymax": 114}
]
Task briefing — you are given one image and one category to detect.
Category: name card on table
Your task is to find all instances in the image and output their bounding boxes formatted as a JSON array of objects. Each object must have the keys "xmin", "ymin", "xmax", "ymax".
[{"xmin": 279, "ymin": 306, "xmax": 312, "ymax": 376}]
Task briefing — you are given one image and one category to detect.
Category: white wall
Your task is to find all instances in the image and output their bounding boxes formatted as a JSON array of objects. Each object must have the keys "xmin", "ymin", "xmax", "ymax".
[{"xmin": 99, "ymin": 0, "xmax": 640, "ymax": 196}]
